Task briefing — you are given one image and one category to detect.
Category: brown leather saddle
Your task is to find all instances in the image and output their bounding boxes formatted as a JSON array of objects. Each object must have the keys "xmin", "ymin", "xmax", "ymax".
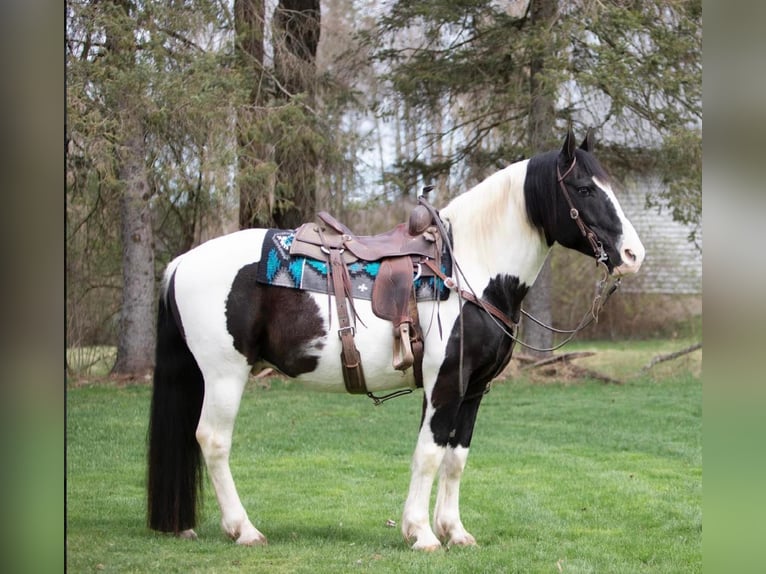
[{"xmin": 290, "ymin": 205, "xmax": 444, "ymax": 397}]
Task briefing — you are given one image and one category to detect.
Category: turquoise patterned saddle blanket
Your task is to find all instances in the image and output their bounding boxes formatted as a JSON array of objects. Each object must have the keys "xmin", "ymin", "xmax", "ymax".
[{"xmin": 255, "ymin": 229, "xmax": 451, "ymax": 302}]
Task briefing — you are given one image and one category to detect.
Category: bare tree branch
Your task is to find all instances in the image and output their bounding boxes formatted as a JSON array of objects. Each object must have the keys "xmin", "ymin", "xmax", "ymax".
[{"xmin": 641, "ymin": 343, "xmax": 702, "ymax": 373}]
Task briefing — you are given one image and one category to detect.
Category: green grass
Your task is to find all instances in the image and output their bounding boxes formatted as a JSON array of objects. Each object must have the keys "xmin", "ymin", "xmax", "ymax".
[{"xmin": 67, "ymin": 343, "xmax": 701, "ymax": 573}]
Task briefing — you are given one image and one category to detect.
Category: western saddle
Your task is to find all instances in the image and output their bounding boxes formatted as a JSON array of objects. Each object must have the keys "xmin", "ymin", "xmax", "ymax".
[{"xmin": 289, "ymin": 203, "xmax": 445, "ymax": 400}]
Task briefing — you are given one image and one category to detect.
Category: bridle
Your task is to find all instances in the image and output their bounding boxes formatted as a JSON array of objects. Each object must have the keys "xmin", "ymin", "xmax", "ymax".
[{"xmin": 556, "ymin": 156, "xmax": 610, "ymax": 264}]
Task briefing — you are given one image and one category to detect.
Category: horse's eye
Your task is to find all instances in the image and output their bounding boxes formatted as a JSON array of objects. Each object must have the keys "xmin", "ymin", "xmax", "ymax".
[{"xmin": 577, "ymin": 186, "xmax": 592, "ymax": 196}]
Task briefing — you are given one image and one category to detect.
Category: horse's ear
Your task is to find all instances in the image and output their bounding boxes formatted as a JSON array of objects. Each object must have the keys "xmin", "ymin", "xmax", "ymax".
[
  {"xmin": 561, "ymin": 127, "xmax": 576, "ymax": 162},
  {"xmin": 579, "ymin": 128, "xmax": 594, "ymax": 152}
]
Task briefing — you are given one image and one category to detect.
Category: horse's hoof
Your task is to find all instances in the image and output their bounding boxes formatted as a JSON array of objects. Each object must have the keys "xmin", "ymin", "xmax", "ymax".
[
  {"xmin": 178, "ymin": 529, "xmax": 198, "ymax": 540},
  {"xmin": 448, "ymin": 533, "xmax": 477, "ymax": 547},
  {"xmin": 236, "ymin": 532, "xmax": 268, "ymax": 546},
  {"xmin": 410, "ymin": 534, "xmax": 442, "ymax": 552},
  {"xmin": 412, "ymin": 541, "xmax": 442, "ymax": 552}
]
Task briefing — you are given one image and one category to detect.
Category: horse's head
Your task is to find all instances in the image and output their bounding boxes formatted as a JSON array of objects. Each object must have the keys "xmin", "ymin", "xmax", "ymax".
[{"xmin": 526, "ymin": 129, "xmax": 645, "ymax": 276}]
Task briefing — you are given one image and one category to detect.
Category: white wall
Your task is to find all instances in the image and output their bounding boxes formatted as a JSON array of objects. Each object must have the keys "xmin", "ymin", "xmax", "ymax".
[{"xmin": 617, "ymin": 173, "xmax": 702, "ymax": 295}]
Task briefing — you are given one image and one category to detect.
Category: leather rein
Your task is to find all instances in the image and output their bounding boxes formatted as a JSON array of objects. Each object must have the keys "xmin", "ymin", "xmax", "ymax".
[{"xmin": 419, "ymin": 224, "xmax": 619, "ymax": 354}]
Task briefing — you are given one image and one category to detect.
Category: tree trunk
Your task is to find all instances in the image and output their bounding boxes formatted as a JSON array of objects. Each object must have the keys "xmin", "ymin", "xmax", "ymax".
[
  {"xmin": 271, "ymin": 0, "xmax": 321, "ymax": 229},
  {"xmin": 522, "ymin": 0, "xmax": 558, "ymax": 358},
  {"xmin": 112, "ymin": 118, "xmax": 155, "ymax": 376},
  {"xmin": 106, "ymin": 0, "xmax": 156, "ymax": 376},
  {"xmin": 522, "ymin": 254, "xmax": 554, "ymax": 357},
  {"xmin": 235, "ymin": 0, "xmax": 272, "ymax": 229}
]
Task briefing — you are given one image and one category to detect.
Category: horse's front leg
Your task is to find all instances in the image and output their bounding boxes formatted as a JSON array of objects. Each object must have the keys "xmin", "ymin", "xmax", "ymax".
[
  {"xmin": 401, "ymin": 395, "xmax": 446, "ymax": 551},
  {"xmin": 433, "ymin": 394, "xmax": 484, "ymax": 547},
  {"xmin": 433, "ymin": 446, "xmax": 474, "ymax": 546},
  {"xmin": 402, "ymin": 375, "xmax": 480, "ymax": 550}
]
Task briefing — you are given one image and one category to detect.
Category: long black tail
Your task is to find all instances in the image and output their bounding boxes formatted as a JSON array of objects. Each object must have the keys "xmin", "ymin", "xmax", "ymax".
[{"xmin": 147, "ymin": 272, "xmax": 205, "ymax": 533}]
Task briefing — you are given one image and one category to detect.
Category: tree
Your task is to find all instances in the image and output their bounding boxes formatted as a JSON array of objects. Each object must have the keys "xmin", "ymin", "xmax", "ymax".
[
  {"xmin": 364, "ymin": 0, "xmax": 700, "ymax": 205},
  {"xmin": 97, "ymin": 0, "xmax": 156, "ymax": 376},
  {"xmin": 522, "ymin": 0, "xmax": 559, "ymax": 357},
  {"xmin": 67, "ymin": 0, "xmax": 244, "ymax": 374},
  {"xmin": 68, "ymin": 0, "xmax": 358, "ymax": 373},
  {"xmin": 271, "ymin": 0, "xmax": 322, "ymax": 228},
  {"xmin": 235, "ymin": 0, "xmax": 323, "ymax": 229},
  {"xmin": 569, "ymin": 0, "xmax": 702, "ymax": 245},
  {"xmin": 235, "ymin": 0, "xmax": 271, "ymax": 229}
]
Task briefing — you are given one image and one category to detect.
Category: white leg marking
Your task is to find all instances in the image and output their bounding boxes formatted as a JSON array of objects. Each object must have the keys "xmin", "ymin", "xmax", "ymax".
[
  {"xmin": 401, "ymin": 414, "xmax": 445, "ymax": 551},
  {"xmin": 196, "ymin": 370, "xmax": 267, "ymax": 546},
  {"xmin": 433, "ymin": 446, "xmax": 476, "ymax": 546}
]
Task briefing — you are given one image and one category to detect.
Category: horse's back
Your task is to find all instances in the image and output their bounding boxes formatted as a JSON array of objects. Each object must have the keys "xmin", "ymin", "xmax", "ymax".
[{"xmin": 171, "ymin": 228, "xmax": 268, "ymax": 274}]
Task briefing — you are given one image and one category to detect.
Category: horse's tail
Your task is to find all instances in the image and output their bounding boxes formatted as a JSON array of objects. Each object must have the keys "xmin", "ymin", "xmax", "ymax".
[{"xmin": 147, "ymin": 263, "xmax": 205, "ymax": 533}]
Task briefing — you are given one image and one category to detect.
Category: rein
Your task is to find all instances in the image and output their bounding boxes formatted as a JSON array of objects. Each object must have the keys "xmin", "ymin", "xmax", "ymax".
[
  {"xmin": 421, "ymin": 245, "xmax": 620, "ymax": 353},
  {"xmin": 517, "ymin": 266, "xmax": 620, "ymax": 352}
]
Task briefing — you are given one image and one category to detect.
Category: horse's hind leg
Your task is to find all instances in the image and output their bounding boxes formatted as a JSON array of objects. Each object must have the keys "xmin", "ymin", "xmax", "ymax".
[{"xmin": 195, "ymin": 363, "xmax": 267, "ymax": 545}]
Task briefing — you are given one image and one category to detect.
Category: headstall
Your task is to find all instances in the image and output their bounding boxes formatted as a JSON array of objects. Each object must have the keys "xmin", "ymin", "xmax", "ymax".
[{"xmin": 556, "ymin": 157, "xmax": 609, "ymax": 264}]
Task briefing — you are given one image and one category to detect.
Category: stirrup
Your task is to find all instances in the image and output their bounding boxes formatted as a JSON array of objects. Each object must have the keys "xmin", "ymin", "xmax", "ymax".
[{"xmin": 392, "ymin": 323, "xmax": 415, "ymax": 371}]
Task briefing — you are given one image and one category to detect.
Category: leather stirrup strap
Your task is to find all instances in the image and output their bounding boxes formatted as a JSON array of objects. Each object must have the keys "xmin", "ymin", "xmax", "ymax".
[
  {"xmin": 328, "ymin": 248, "xmax": 367, "ymax": 394},
  {"xmin": 407, "ymin": 286, "xmax": 425, "ymax": 388},
  {"xmin": 388, "ymin": 283, "xmax": 425, "ymax": 388}
]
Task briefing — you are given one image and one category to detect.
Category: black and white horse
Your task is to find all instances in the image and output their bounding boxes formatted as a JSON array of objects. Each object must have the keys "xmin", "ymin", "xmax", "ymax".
[{"xmin": 147, "ymin": 130, "xmax": 644, "ymax": 550}]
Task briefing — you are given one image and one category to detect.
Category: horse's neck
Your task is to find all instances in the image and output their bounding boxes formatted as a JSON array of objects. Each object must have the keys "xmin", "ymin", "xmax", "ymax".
[{"xmin": 441, "ymin": 160, "xmax": 550, "ymax": 291}]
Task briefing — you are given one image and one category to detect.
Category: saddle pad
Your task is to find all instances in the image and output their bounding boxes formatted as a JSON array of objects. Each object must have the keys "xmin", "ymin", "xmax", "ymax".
[{"xmin": 255, "ymin": 230, "xmax": 451, "ymax": 302}]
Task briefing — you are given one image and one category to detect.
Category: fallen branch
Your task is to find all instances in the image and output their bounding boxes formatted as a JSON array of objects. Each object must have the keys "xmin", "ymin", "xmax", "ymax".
[
  {"xmin": 520, "ymin": 351, "xmax": 623, "ymax": 384},
  {"xmin": 521, "ymin": 351, "xmax": 596, "ymax": 370},
  {"xmin": 512, "ymin": 353, "xmax": 540, "ymax": 366},
  {"xmin": 641, "ymin": 342, "xmax": 702, "ymax": 372},
  {"xmin": 568, "ymin": 364, "xmax": 624, "ymax": 385}
]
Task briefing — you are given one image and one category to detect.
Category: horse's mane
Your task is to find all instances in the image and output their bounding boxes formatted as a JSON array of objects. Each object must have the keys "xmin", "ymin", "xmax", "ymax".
[{"xmin": 440, "ymin": 160, "xmax": 532, "ymax": 265}]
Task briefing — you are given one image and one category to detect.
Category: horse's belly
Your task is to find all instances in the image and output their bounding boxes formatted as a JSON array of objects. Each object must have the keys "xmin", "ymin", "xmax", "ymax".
[{"xmin": 291, "ymin": 294, "xmax": 453, "ymax": 393}]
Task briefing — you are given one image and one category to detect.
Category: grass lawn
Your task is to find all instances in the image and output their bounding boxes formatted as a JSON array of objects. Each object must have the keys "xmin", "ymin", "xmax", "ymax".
[{"xmin": 67, "ymin": 340, "xmax": 701, "ymax": 573}]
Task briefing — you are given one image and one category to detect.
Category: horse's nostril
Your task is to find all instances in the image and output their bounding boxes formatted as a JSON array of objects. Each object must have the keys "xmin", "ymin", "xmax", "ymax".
[{"xmin": 624, "ymin": 248, "xmax": 636, "ymax": 263}]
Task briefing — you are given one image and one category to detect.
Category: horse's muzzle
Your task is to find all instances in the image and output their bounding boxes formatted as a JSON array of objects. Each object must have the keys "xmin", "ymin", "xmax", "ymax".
[{"xmin": 613, "ymin": 240, "xmax": 645, "ymax": 276}]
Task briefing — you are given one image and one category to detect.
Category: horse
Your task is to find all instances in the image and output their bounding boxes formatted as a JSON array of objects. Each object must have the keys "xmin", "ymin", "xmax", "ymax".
[{"xmin": 147, "ymin": 129, "xmax": 645, "ymax": 550}]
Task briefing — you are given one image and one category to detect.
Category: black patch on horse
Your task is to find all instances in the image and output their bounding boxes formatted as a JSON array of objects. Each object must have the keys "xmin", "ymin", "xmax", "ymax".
[
  {"xmin": 226, "ymin": 262, "xmax": 327, "ymax": 377},
  {"xmin": 429, "ymin": 274, "xmax": 529, "ymax": 448}
]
